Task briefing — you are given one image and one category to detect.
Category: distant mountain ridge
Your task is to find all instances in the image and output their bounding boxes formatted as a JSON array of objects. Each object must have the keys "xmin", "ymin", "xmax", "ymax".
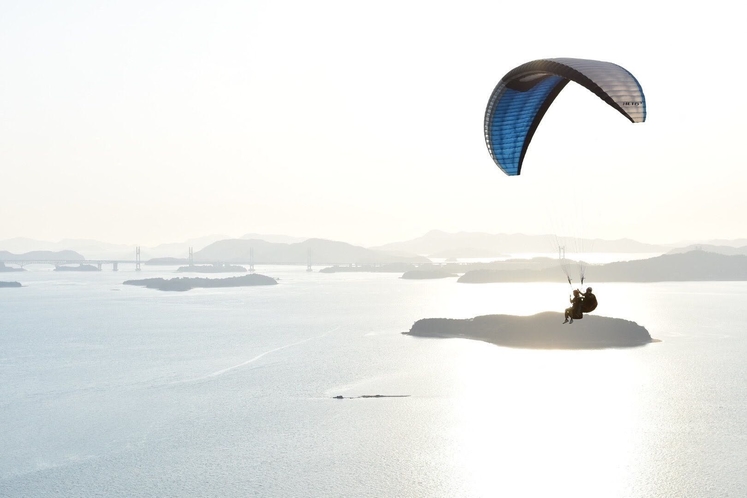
[
  {"xmin": 458, "ymin": 250, "xmax": 747, "ymax": 283},
  {"xmin": 3, "ymin": 230, "xmax": 747, "ymax": 262},
  {"xmin": 240, "ymin": 233, "xmax": 307, "ymax": 244},
  {"xmin": 372, "ymin": 230, "xmax": 666, "ymax": 256},
  {"xmin": 0, "ymin": 233, "xmax": 304, "ymax": 260},
  {"xmin": 0, "ymin": 250, "xmax": 85, "ymax": 261},
  {"xmin": 0, "ymin": 236, "xmax": 229, "ymax": 260},
  {"xmin": 195, "ymin": 238, "xmax": 429, "ymax": 265},
  {"xmin": 667, "ymin": 244, "xmax": 747, "ymax": 256}
]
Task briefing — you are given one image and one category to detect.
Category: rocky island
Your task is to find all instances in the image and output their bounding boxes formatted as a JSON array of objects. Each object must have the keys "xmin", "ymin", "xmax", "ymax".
[
  {"xmin": 404, "ymin": 312, "xmax": 654, "ymax": 349},
  {"xmin": 123, "ymin": 273, "xmax": 277, "ymax": 291}
]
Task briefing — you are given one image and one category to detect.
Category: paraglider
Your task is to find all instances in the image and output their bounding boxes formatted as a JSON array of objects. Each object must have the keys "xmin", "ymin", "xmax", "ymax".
[
  {"xmin": 484, "ymin": 58, "xmax": 646, "ymax": 176},
  {"xmin": 483, "ymin": 58, "xmax": 646, "ymax": 319}
]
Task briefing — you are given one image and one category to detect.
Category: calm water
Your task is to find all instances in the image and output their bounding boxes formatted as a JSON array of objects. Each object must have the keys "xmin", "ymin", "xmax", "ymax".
[{"xmin": 1, "ymin": 266, "xmax": 746, "ymax": 497}]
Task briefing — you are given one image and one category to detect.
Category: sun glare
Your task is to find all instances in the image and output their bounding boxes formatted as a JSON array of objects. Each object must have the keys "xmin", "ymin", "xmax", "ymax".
[{"xmin": 446, "ymin": 337, "xmax": 643, "ymax": 497}]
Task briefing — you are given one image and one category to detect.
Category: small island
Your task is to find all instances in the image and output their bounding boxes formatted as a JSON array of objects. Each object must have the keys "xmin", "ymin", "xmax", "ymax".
[
  {"xmin": 404, "ymin": 312, "xmax": 654, "ymax": 349},
  {"xmin": 145, "ymin": 257, "xmax": 190, "ymax": 266},
  {"xmin": 0, "ymin": 281, "xmax": 22, "ymax": 288},
  {"xmin": 54, "ymin": 264, "xmax": 101, "ymax": 272},
  {"xmin": 175, "ymin": 264, "xmax": 247, "ymax": 273},
  {"xmin": 332, "ymin": 395, "xmax": 410, "ymax": 399},
  {"xmin": 401, "ymin": 269, "xmax": 458, "ymax": 279},
  {"xmin": 123, "ymin": 273, "xmax": 277, "ymax": 291},
  {"xmin": 319, "ymin": 262, "xmax": 416, "ymax": 273},
  {"xmin": 0, "ymin": 262, "xmax": 24, "ymax": 273}
]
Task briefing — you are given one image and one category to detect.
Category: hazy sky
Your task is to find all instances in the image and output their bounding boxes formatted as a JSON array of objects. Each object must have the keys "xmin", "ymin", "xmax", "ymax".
[{"xmin": 1, "ymin": 1, "xmax": 745, "ymax": 247}]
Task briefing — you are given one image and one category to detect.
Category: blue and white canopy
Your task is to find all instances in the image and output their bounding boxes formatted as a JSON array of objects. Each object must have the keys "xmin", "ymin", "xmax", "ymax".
[{"xmin": 484, "ymin": 58, "xmax": 646, "ymax": 176}]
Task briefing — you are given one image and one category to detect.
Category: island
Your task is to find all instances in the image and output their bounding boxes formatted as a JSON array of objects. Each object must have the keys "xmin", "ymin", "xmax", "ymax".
[
  {"xmin": 404, "ymin": 312, "xmax": 654, "ymax": 349},
  {"xmin": 0, "ymin": 263, "xmax": 24, "ymax": 273},
  {"xmin": 145, "ymin": 257, "xmax": 190, "ymax": 266},
  {"xmin": 0, "ymin": 281, "xmax": 22, "ymax": 288},
  {"xmin": 175, "ymin": 264, "xmax": 247, "ymax": 273},
  {"xmin": 319, "ymin": 262, "xmax": 416, "ymax": 273},
  {"xmin": 401, "ymin": 269, "xmax": 458, "ymax": 279},
  {"xmin": 123, "ymin": 273, "xmax": 277, "ymax": 291},
  {"xmin": 54, "ymin": 264, "xmax": 101, "ymax": 272},
  {"xmin": 332, "ymin": 395, "xmax": 410, "ymax": 399}
]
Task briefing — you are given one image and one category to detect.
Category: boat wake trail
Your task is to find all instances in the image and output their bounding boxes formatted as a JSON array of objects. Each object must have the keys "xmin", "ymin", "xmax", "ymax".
[{"xmin": 172, "ymin": 327, "xmax": 339, "ymax": 385}]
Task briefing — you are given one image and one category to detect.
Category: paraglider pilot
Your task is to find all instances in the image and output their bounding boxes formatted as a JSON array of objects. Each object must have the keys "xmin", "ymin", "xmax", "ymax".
[
  {"xmin": 563, "ymin": 287, "xmax": 598, "ymax": 324},
  {"xmin": 563, "ymin": 290, "xmax": 583, "ymax": 324},
  {"xmin": 580, "ymin": 287, "xmax": 597, "ymax": 313}
]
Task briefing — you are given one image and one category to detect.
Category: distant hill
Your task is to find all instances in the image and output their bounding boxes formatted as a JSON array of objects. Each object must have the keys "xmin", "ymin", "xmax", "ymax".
[
  {"xmin": 195, "ymin": 238, "xmax": 429, "ymax": 265},
  {"xmin": 0, "ymin": 235, "xmax": 229, "ymax": 260},
  {"xmin": 0, "ymin": 238, "xmax": 133, "ymax": 259},
  {"xmin": 372, "ymin": 230, "xmax": 665, "ymax": 256},
  {"xmin": 678, "ymin": 238, "xmax": 747, "ymax": 248},
  {"xmin": 6, "ymin": 231, "xmax": 746, "ymax": 262},
  {"xmin": 428, "ymin": 247, "xmax": 508, "ymax": 259},
  {"xmin": 0, "ymin": 250, "xmax": 85, "ymax": 261},
  {"xmin": 240, "ymin": 233, "xmax": 307, "ymax": 244},
  {"xmin": 145, "ymin": 235, "xmax": 232, "ymax": 259},
  {"xmin": 667, "ymin": 244, "xmax": 747, "ymax": 256},
  {"xmin": 458, "ymin": 250, "xmax": 747, "ymax": 283}
]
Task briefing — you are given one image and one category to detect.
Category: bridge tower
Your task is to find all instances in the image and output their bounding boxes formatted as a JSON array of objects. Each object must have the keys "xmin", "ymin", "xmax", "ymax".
[
  {"xmin": 188, "ymin": 247, "xmax": 194, "ymax": 267},
  {"xmin": 135, "ymin": 246, "xmax": 141, "ymax": 271},
  {"xmin": 249, "ymin": 247, "xmax": 255, "ymax": 273}
]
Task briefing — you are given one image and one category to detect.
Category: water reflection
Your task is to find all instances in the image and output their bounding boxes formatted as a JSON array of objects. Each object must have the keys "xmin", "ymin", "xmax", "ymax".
[{"xmin": 449, "ymin": 345, "xmax": 643, "ymax": 497}]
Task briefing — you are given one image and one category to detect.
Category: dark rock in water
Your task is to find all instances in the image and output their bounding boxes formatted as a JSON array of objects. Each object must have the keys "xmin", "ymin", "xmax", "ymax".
[
  {"xmin": 404, "ymin": 312, "xmax": 653, "ymax": 350},
  {"xmin": 123, "ymin": 273, "xmax": 277, "ymax": 291},
  {"xmin": 0, "ymin": 281, "xmax": 22, "ymax": 288}
]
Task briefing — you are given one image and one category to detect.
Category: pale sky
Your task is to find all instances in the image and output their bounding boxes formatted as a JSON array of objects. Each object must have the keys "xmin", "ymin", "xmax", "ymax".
[{"xmin": 1, "ymin": 0, "xmax": 745, "ymax": 247}]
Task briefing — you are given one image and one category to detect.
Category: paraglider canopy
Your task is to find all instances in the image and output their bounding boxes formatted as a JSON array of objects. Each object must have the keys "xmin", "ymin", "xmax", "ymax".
[{"xmin": 484, "ymin": 58, "xmax": 646, "ymax": 176}]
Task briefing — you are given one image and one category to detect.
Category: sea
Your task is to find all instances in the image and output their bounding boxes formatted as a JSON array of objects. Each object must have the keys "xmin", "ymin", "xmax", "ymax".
[{"xmin": 1, "ymin": 262, "xmax": 746, "ymax": 497}]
